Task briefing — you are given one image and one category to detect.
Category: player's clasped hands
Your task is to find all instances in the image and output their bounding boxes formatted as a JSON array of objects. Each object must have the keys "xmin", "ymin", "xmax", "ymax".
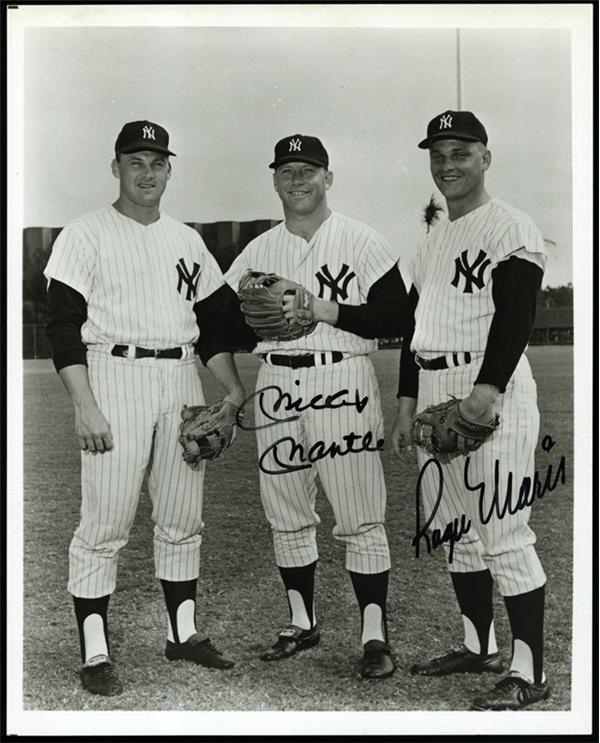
[{"xmin": 74, "ymin": 400, "xmax": 113, "ymax": 454}]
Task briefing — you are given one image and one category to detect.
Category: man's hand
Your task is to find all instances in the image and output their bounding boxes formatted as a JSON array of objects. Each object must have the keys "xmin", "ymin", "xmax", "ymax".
[
  {"xmin": 74, "ymin": 400, "xmax": 113, "ymax": 454},
  {"xmin": 282, "ymin": 293, "xmax": 339, "ymax": 326},
  {"xmin": 391, "ymin": 396, "xmax": 418, "ymax": 462},
  {"xmin": 459, "ymin": 383, "xmax": 500, "ymax": 426}
]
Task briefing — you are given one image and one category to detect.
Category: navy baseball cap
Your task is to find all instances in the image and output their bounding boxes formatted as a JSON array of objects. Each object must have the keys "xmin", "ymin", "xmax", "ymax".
[
  {"xmin": 115, "ymin": 120, "xmax": 176, "ymax": 156},
  {"xmin": 269, "ymin": 134, "xmax": 329, "ymax": 169},
  {"xmin": 418, "ymin": 110, "xmax": 488, "ymax": 149}
]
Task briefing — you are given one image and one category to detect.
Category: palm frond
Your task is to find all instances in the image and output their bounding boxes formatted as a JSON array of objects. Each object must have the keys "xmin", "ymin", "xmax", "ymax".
[{"xmin": 423, "ymin": 195, "xmax": 444, "ymax": 232}]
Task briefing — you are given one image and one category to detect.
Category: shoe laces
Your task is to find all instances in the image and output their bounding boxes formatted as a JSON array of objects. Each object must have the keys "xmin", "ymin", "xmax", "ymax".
[
  {"xmin": 93, "ymin": 662, "xmax": 116, "ymax": 680},
  {"xmin": 192, "ymin": 636, "xmax": 223, "ymax": 656},
  {"xmin": 493, "ymin": 676, "xmax": 527, "ymax": 694}
]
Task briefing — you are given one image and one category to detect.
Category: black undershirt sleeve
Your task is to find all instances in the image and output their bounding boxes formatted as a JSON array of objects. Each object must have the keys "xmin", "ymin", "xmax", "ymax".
[
  {"xmin": 335, "ymin": 264, "xmax": 412, "ymax": 339},
  {"xmin": 194, "ymin": 283, "xmax": 258, "ymax": 365},
  {"xmin": 396, "ymin": 284, "xmax": 419, "ymax": 399},
  {"xmin": 475, "ymin": 256, "xmax": 543, "ymax": 392},
  {"xmin": 45, "ymin": 279, "xmax": 88, "ymax": 371}
]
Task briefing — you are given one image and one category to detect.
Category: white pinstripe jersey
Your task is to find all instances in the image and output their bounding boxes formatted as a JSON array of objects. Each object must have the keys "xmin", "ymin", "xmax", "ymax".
[
  {"xmin": 43, "ymin": 206, "xmax": 225, "ymax": 347},
  {"xmin": 411, "ymin": 198, "xmax": 547, "ymax": 356},
  {"xmin": 225, "ymin": 211, "xmax": 404, "ymax": 355}
]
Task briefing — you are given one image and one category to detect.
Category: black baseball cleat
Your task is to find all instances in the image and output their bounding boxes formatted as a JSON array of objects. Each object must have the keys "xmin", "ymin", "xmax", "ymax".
[
  {"xmin": 260, "ymin": 624, "xmax": 320, "ymax": 661},
  {"xmin": 165, "ymin": 634, "xmax": 235, "ymax": 669},
  {"xmin": 470, "ymin": 675, "xmax": 551, "ymax": 710},
  {"xmin": 360, "ymin": 640, "xmax": 396, "ymax": 679},
  {"xmin": 80, "ymin": 660, "xmax": 123, "ymax": 696},
  {"xmin": 410, "ymin": 645, "xmax": 504, "ymax": 676}
]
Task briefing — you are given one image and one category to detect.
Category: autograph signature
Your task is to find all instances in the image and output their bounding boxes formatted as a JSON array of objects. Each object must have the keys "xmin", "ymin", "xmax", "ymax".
[
  {"xmin": 412, "ymin": 435, "xmax": 567, "ymax": 562},
  {"xmin": 238, "ymin": 384, "xmax": 379, "ymax": 475}
]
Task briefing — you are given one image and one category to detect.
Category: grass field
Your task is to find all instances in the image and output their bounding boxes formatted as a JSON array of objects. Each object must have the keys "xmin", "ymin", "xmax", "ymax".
[{"xmin": 21, "ymin": 346, "xmax": 573, "ymax": 713}]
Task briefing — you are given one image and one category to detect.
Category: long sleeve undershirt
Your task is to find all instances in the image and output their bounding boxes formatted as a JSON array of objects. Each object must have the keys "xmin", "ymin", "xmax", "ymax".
[
  {"xmin": 45, "ymin": 279, "xmax": 258, "ymax": 372},
  {"xmin": 397, "ymin": 256, "xmax": 543, "ymax": 398},
  {"xmin": 194, "ymin": 284, "xmax": 258, "ymax": 363},
  {"xmin": 47, "ymin": 263, "xmax": 415, "ymax": 372},
  {"xmin": 45, "ymin": 279, "xmax": 88, "ymax": 371},
  {"xmin": 335, "ymin": 263, "xmax": 412, "ymax": 339}
]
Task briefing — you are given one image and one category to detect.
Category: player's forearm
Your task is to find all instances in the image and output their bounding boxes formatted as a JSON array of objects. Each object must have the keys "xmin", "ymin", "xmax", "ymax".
[
  {"xmin": 58, "ymin": 364, "xmax": 99, "ymax": 407},
  {"xmin": 335, "ymin": 299, "xmax": 406, "ymax": 338},
  {"xmin": 58, "ymin": 364, "xmax": 113, "ymax": 451},
  {"xmin": 204, "ymin": 352, "xmax": 246, "ymax": 407},
  {"xmin": 396, "ymin": 395, "xmax": 418, "ymax": 416}
]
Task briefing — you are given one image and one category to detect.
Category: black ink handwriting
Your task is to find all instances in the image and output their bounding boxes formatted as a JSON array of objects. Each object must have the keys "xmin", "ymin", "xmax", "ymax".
[
  {"xmin": 412, "ymin": 458, "xmax": 472, "ymax": 563},
  {"xmin": 463, "ymin": 436, "xmax": 567, "ymax": 525},
  {"xmin": 239, "ymin": 384, "xmax": 369, "ymax": 432},
  {"xmin": 259, "ymin": 431, "xmax": 383, "ymax": 475}
]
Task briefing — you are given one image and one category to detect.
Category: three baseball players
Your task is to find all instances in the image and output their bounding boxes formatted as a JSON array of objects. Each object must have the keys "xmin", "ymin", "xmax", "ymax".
[
  {"xmin": 45, "ymin": 120, "xmax": 248, "ymax": 696},
  {"xmin": 391, "ymin": 110, "xmax": 549, "ymax": 710},
  {"xmin": 226, "ymin": 134, "xmax": 412, "ymax": 679},
  {"xmin": 45, "ymin": 116, "xmax": 551, "ymax": 708}
]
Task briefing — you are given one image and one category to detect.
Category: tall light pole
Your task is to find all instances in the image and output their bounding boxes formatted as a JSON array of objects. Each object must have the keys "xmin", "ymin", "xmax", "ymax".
[{"xmin": 456, "ymin": 28, "xmax": 464, "ymax": 109}]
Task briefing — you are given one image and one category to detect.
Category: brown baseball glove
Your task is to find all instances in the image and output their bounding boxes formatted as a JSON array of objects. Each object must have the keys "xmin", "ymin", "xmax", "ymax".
[
  {"xmin": 237, "ymin": 270, "xmax": 317, "ymax": 341},
  {"xmin": 411, "ymin": 397, "xmax": 500, "ymax": 457},
  {"xmin": 178, "ymin": 399, "xmax": 242, "ymax": 469}
]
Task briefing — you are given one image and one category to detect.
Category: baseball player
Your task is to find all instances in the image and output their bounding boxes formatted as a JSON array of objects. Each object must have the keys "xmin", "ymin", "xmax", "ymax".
[
  {"xmin": 391, "ymin": 111, "xmax": 549, "ymax": 710},
  {"xmin": 44, "ymin": 120, "xmax": 247, "ymax": 696},
  {"xmin": 225, "ymin": 134, "xmax": 412, "ymax": 679}
]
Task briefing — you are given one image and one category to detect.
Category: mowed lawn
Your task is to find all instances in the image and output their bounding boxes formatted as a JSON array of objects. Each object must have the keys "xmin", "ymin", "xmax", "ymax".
[{"xmin": 20, "ymin": 345, "xmax": 574, "ymax": 712}]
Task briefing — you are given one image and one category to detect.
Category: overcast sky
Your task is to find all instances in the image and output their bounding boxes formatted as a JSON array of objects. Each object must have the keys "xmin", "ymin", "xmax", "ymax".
[{"xmin": 12, "ymin": 4, "xmax": 591, "ymax": 289}]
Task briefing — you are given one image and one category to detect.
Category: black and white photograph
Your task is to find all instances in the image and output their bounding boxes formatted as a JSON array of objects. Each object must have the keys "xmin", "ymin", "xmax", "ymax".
[{"xmin": 5, "ymin": 2, "xmax": 594, "ymax": 738}]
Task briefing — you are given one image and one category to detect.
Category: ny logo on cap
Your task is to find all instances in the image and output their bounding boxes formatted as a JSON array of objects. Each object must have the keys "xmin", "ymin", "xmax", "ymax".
[
  {"xmin": 439, "ymin": 114, "xmax": 453, "ymax": 130},
  {"xmin": 142, "ymin": 125, "xmax": 156, "ymax": 141},
  {"xmin": 289, "ymin": 138, "xmax": 302, "ymax": 152}
]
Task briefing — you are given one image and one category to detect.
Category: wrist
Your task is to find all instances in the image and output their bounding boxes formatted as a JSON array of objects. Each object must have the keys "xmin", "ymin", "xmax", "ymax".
[
  {"xmin": 397, "ymin": 395, "xmax": 418, "ymax": 416},
  {"xmin": 72, "ymin": 393, "xmax": 98, "ymax": 408},
  {"xmin": 223, "ymin": 386, "xmax": 246, "ymax": 408},
  {"xmin": 313, "ymin": 298, "xmax": 338, "ymax": 325},
  {"xmin": 461, "ymin": 384, "xmax": 499, "ymax": 420},
  {"xmin": 470, "ymin": 383, "xmax": 500, "ymax": 404}
]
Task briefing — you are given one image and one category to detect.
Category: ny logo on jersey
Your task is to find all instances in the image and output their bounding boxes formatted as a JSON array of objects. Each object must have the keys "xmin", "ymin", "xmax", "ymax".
[
  {"xmin": 176, "ymin": 258, "xmax": 201, "ymax": 301},
  {"xmin": 439, "ymin": 114, "xmax": 453, "ymax": 130},
  {"xmin": 289, "ymin": 138, "xmax": 302, "ymax": 152},
  {"xmin": 142, "ymin": 125, "xmax": 156, "ymax": 141},
  {"xmin": 315, "ymin": 263, "xmax": 356, "ymax": 301},
  {"xmin": 451, "ymin": 249, "xmax": 491, "ymax": 293}
]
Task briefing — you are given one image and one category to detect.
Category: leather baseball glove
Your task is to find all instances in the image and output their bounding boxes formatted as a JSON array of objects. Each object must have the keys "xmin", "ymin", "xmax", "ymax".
[
  {"xmin": 238, "ymin": 270, "xmax": 317, "ymax": 341},
  {"xmin": 178, "ymin": 399, "xmax": 243, "ymax": 469},
  {"xmin": 411, "ymin": 397, "xmax": 500, "ymax": 457}
]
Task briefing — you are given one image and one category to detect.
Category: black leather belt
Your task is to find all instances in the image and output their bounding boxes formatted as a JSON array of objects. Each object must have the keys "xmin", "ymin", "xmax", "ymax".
[
  {"xmin": 416, "ymin": 352, "xmax": 472, "ymax": 370},
  {"xmin": 111, "ymin": 345, "xmax": 184, "ymax": 359},
  {"xmin": 261, "ymin": 352, "xmax": 344, "ymax": 368}
]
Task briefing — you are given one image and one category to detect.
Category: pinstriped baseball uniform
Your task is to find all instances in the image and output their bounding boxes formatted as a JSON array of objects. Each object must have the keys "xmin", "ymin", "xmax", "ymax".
[
  {"xmin": 411, "ymin": 198, "xmax": 547, "ymax": 596},
  {"xmin": 44, "ymin": 206, "xmax": 225, "ymax": 597},
  {"xmin": 226, "ymin": 212, "xmax": 404, "ymax": 573}
]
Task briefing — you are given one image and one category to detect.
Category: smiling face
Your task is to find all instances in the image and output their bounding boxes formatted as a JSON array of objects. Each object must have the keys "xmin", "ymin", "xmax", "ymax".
[
  {"xmin": 429, "ymin": 139, "xmax": 491, "ymax": 216},
  {"xmin": 273, "ymin": 162, "xmax": 333, "ymax": 217},
  {"xmin": 111, "ymin": 150, "xmax": 171, "ymax": 216}
]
